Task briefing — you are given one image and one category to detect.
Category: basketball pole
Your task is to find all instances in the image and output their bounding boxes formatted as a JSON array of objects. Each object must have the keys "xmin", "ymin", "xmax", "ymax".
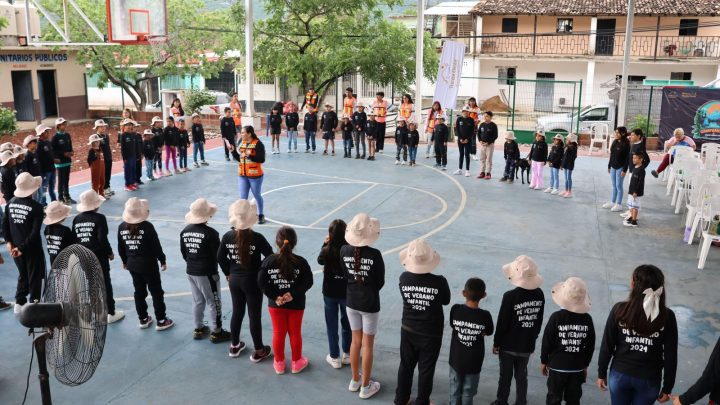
[
  {"xmin": 414, "ymin": 0, "xmax": 424, "ymax": 128},
  {"xmin": 244, "ymin": 0, "xmax": 255, "ymax": 119}
]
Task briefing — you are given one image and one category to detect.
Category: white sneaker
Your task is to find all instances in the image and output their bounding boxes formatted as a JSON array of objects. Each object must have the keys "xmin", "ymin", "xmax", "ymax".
[
  {"xmin": 602, "ymin": 202, "xmax": 614, "ymax": 209},
  {"xmin": 13, "ymin": 303, "xmax": 22, "ymax": 314},
  {"xmin": 472, "ymin": 155, "xmax": 479, "ymax": 161},
  {"xmin": 534, "ymin": 186, "xmax": 542, "ymax": 190},
  {"xmin": 359, "ymin": 380, "xmax": 381, "ymax": 399},
  {"xmin": 349, "ymin": 378, "xmax": 362, "ymax": 392},
  {"xmin": 551, "ymin": 189, "xmax": 559, "ymax": 195},
  {"xmin": 401, "ymin": 161, "xmax": 406, "ymax": 165},
  {"xmin": 326, "ymin": 354, "xmax": 342, "ymax": 369},
  {"xmin": 395, "ymin": 160, "xmax": 400, "ymax": 165},
  {"xmin": 543, "ymin": 187, "xmax": 552, "ymax": 193},
  {"xmin": 107, "ymin": 311, "xmax": 125, "ymax": 324},
  {"xmin": 611, "ymin": 204, "xmax": 623, "ymax": 212},
  {"xmin": 620, "ymin": 211, "xmax": 631, "ymax": 218},
  {"xmin": 464, "ymin": 170, "xmax": 470, "ymax": 177},
  {"xmin": 342, "ymin": 353, "xmax": 351, "ymax": 365},
  {"xmin": 453, "ymin": 169, "xmax": 462, "ymax": 175},
  {"xmin": 529, "ymin": 184, "xmax": 535, "ymax": 189}
]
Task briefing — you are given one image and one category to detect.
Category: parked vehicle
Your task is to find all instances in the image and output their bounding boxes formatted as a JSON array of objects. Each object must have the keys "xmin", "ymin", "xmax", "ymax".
[{"xmin": 537, "ymin": 103, "xmax": 616, "ymax": 134}]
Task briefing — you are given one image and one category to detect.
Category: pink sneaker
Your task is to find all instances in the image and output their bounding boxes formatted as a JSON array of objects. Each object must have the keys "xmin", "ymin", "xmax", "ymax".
[
  {"xmin": 564, "ymin": 191, "xmax": 573, "ymax": 198},
  {"xmin": 273, "ymin": 360, "xmax": 286, "ymax": 375},
  {"xmin": 291, "ymin": 356, "xmax": 309, "ymax": 374}
]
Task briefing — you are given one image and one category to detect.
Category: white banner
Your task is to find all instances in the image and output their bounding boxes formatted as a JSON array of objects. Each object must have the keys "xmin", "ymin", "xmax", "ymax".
[{"xmin": 433, "ymin": 41, "xmax": 465, "ymax": 111}]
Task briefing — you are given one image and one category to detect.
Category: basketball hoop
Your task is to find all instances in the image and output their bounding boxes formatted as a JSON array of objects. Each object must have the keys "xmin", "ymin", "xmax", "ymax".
[{"xmin": 147, "ymin": 35, "xmax": 169, "ymax": 63}]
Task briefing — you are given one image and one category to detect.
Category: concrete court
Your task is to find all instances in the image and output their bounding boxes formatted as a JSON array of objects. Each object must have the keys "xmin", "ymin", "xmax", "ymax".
[{"xmin": 1, "ymin": 140, "xmax": 719, "ymax": 405}]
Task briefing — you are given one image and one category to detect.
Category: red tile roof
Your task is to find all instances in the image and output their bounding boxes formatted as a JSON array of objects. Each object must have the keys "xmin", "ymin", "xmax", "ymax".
[{"xmin": 471, "ymin": 0, "xmax": 720, "ymax": 16}]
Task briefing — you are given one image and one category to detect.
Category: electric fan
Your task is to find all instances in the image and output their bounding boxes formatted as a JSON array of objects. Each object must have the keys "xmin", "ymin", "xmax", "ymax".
[{"xmin": 19, "ymin": 244, "xmax": 108, "ymax": 405}]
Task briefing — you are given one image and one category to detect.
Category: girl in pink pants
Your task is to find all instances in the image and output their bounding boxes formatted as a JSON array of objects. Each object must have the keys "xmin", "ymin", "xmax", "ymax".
[
  {"xmin": 162, "ymin": 117, "xmax": 180, "ymax": 175},
  {"xmin": 528, "ymin": 132, "xmax": 548, "ymax": 190}
]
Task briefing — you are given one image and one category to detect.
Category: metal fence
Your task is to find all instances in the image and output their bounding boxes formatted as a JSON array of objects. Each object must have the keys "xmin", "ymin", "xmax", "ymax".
[{"xmin": 608, "ymin": 84, "xmax": 663, "ymax": 138}]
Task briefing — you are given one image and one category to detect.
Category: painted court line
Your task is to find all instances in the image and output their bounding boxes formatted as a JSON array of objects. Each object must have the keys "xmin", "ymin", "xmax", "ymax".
[{"xmin": 306, "ymin": 183, "xmax": 379, "ymax": 227}]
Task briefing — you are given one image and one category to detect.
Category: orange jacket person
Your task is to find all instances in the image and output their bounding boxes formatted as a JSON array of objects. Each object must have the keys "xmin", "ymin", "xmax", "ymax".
[
  {"xmin": 305, "ymin": 87, "xmax": 319, "ymax": 113},
  {"xmin": 371, "ymin": 92, "xmax": 388, "ymax": 153},
  {"xmin": 343, "ymin": 87, "xmax": 356, "ymax": 117},
  {"xmin": 399, "ymin": 94, "xmax": 413, "ymax": 121},
  {"xmin": 230, "ymin": 93, "xmax": 243, "ymax": 130},
  {"xmin": 228, "ymin": 126, "xmax": 267, "ymax": 224}
]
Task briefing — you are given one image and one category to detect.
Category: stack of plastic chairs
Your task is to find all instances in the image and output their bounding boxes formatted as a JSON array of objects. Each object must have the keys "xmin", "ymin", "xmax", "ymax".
[
  {"xmin": 662, "ymin": 145, "xmax": 694, "ymax": 182},
  {"xmin": 671, "ymin": 157, "xmax": 704, "ymax": 212},
  {"xmin": 666, "ymin": 147, "xmax": 698, "ymax": 194},
  {"xmin": 685, "ymin": 174, "xmax": 720, "ymax": 244},
  {"xmin": 696, "ymin": 196, "xmax": 720, "ymax": 269},
  {"xmin": 588, "ymin": 124, "xmax": 610, "ymax": 156}
]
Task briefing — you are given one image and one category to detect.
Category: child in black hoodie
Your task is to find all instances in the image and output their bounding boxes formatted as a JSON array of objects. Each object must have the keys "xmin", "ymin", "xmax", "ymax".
[
  {"xmin": 320, "ymin": 104, "xmax": 338, "ymax": 156},
  {"xmin": 624, "ymin": 152, "xmax": 645, "ymax": 228},
  {"xmin": 142, "ymin": 130, "xmax": 156, "ymax": 181},
  {"xmin": 407, "ymin": 121, "xmax": 420, "ymax": 167},
  {"xmin": 220, "ymin": 107, "xmax": 237, "ymax": 161},
  {"xmin": 433, "ymin": 115, "xmax": 449, "ymax": 170},
  {"xmin": 500, "ymin": 131, "xmax": 520, "ymax": 183},
  {"xmin": 546, "ymin": 134, "xmax": 565, "ymax": 194},
  {"xmin": 285, "ymin": 105, "xmax": 300, "ymax": 153},
  {"xmin": 352, "ymin": 104, "xmax": 367, "ymax": 159},
  {"xmin": 163, "ymin": 117, "xmax": 180, "ymax": 175},
  {"xmin": 341, "ymin": 115, "xmax": 354, "ymax": 158},
  {"xmin": 304, "ymin": 110, "xmax": 318, "ymax": 153},
  {"xmin": 269, "ymin": 106, "xmax": 283, "ymax": 154},
  {"xmin": 541, "ymin": 277, "xmax": 595, "ymax": 405},
  {"xmin": 395, "ymin": 118, "xmax": 409, "ymax": 165},
  {"xmin": 43, "ymin": 201, "xmax": 76, "ymax": 266},
  {"xmin": 151, "ymin": 117, "xmax": 164, "ymax": 177},
  {"xmin": 191, "ymin": 114, "xmax": 208, "ymax": 167},
  {"xmin": 561, "ymin": 134, "xmax": 578, "ymax": 198},
  {"xmin": 492, "ymin": 255, "xmax": 545, "ymax": 405},
  {"xmin": 529, "ymin": 131, "xmax": 549, "ymax": 190},
  {"xmin": 177, "ymin": 118, "xmax": 191, "ymax": 173},
  {"xmin": 366, "ymin": 113, "xmax": 378, "ymax": 161},
  {"xmin": 675, "ymin": 336, "xmax": 720, "ymax": 405}
]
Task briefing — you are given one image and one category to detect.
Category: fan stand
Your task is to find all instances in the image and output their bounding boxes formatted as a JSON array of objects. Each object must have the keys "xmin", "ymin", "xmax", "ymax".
[{"xmin": 33, "ymin": 331, "xmax": 53, "ymax": 405}]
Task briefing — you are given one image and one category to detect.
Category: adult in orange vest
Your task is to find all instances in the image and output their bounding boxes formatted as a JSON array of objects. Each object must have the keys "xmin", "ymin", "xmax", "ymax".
[
  {"xmin": 343, "ymin": 87, "xmax": 356, "ymax": 117},
  {"xmin": 305, "ymin": 87, "xmax": 319, "ymax": 114},
  {"xmin": 371, "ymin": 92, "xmax": 388, "ymax": 153},
  {"xmin": 230, "ymin": 93, "xmax": 243, "ymax": 130},
  {"xmin": 465, "ymin": 97, "xmax": 481, "ymax": 161},
  {"xmin": 425, "ymin": 101, "xmax": 443, "ymax": 158},
  {"xmin": 228, "ymin": 126, "xmax": 267, "ymax": 224},
  {"xmin": 399, "ymin": 94, "xmax": 413, "ymax": 122}
]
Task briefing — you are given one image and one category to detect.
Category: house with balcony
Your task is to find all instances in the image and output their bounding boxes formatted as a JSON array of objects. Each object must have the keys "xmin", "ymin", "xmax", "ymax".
[{"xmin": 426, "ymin": 0, "xmax": 720, "ymax": 113}]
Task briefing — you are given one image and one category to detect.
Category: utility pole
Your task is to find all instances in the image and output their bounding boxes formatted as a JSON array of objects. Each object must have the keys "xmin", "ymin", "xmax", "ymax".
[
  {"xmin": 617, "ymin": 0, "xmax": 636, "ymax": 126},
  {"xmin": 244, "ymin": 0, "xmax": 255, "ymax": 118},
  {"xmin": 415, "ymin": 0, "xmax": 424, "ymax": 128}
]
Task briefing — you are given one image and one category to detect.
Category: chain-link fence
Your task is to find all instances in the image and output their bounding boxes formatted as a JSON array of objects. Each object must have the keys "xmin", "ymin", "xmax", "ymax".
[{"xmin": 608, "ymin": 84, "xmax": 663, "ymax": 138}]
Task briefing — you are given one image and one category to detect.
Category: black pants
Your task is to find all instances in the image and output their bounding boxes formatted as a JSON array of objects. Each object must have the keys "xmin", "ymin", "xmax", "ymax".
[
  {"xmin": 129, "ymin": 268, "xmax": 166, "ymax": 322},
  {"xmin": 495, "ymin": 351, "xmax": 530, "ymax": 405},
  {"xmin": 396, "ymin": 144, "xmax": 407, "ymax": 161},
  {"xmin": 470, "ymin": 133, "xmax": 477, "ymax": 155},
  {"xmin": 394, "ymin": 329, "xmax": 442, "ymax": 405},
  {"xmin": 56, "ymin": 166, "xmax": 71, "ymax": 200},
  {"xmin": 376, "ymin": 122, "xmax": 386, "ymax": 151},
  {"xmin": 546, "ymin": 370, "xmax": 584, "ymax": 405},
  {"xmin": 154, "ymin": 151, "xmax": 163, "ymax": 171},
  {"xmin": 98, "ymin": 256, "xmax": 116, "ymax": 315},
  {"xmin": 103, "ymin": 156, "xmax": 112, "ymax": 189},
  {"xmin": 229, "ymin": 275, "xmax": 265, "ymax": 350},
  {"xmin": 14, "ymin": 251, "xmax": 45, "ymax": 305},
  {"xmin": 223, "ymin": 136, "xmax": 234, "ymax": 158},
  {"xmin": 458, "ymin": 142, "xmax": 471, "ymax": 170},
  {"xmin": 435, "ymin": 144, "xmax": 447, "ymax": 166},
  {"xmin": 135, "ymin": 157, "xmax": 142, "ymax": 183}
]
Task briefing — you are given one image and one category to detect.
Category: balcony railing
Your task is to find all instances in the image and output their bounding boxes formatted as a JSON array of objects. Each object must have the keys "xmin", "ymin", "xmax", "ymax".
[{"xmin": 478, "ymin": 34, "xmax": 720, "ymax": 59}]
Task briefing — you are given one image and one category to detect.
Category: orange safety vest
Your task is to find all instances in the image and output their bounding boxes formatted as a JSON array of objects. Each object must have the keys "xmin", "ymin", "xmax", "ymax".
[
  {"xmin": 343, "ymin": 96, "xmax": 356, "ymax": 117},
  {"xmin": 426, "ymin": 109, "xmax": 442, "ymax": 132},
  {"xmin": 399, "ymin": 103, "xmax": 413, "ymax": 120},
  {"xmin": 231, "ymin": 100, "xmax": 242, "ymax": 126},
  {"xmin": 467, "ymin": 106, "xmax": 480, "ymax": 122},
  {"xmin": 373, "ymin": 100, "xmax": 387, "ymax": 123},
  {"xmin": 305, "ymin": 92, "xmax": 319, "ymax": 113},
  {"xmin": 237, "ymin": 139, "xmax": 264, "ymax": 177}
]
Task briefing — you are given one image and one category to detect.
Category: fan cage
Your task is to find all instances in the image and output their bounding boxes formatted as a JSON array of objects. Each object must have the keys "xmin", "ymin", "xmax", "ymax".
[{"xmin": 43, "ymin": 244, "xmax": 107, "ymax": 386}]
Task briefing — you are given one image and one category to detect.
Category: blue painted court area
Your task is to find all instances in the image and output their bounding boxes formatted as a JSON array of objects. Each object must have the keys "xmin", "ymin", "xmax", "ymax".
[{"xmin": 1, "ymin": 142, "xmax": 719, "ymax": 404}]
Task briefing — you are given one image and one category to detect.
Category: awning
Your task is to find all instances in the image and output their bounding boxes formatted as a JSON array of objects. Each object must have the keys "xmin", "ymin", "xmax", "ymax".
[{"xmin": 424, "ymin": 1, "xmax": 478, "ymax": 16}]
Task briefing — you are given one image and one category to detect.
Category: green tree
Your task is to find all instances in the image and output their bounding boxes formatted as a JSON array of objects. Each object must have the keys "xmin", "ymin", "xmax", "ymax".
[
  {"xmin": 0, "ymin": 16, "xmax": 8, "ymax": 30},
  {"xmin": 245, "ymin": 0, "xmax": 438, "ymax": 103},
  {"xmin": 41, "ymin": 0, "xmax": 241, "ymax": 111}
]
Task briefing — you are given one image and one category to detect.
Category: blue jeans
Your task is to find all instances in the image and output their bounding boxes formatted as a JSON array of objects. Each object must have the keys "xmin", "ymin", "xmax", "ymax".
[
  {"xmin": 178, "ymin": 147, "xmax": 188, "ymax": 169},
  {"xmin": 504, "ymin": 159, "xmax": 516, "ymax": 179},
  {"xmin": 564, "ymin": 169, "xmax": 573, "ymax": 191},
  {"xmin": 124, "ymin": 157, "xmax": 136, "ymax": 187},
  {"xmin": 323, "ymin": 295, "xmax": 351, "ymax": 359},
  {"xmin": 344, "ymin": 139, "xmax": 353, "ymax": 156},
  {"xmin": 608, "ymin": 369, "xmax": 660, "ymax": 405},
  {"xmin": 238, "ymin": 176, "xmax": 264, "ymax": 215},
  {"xmin": 610, "ymin": 167, "xmax": 625, "ymax": 204},
  {"xmin": 409, "ymin": 146, "xmax": 417, "ymax": 161},
  {"xmin": 288, "ymin": 130, "xmax": 298, "ymax": 150},
  {"xmin": 305, "ymin": 131, "xmax": 316, "ymax": 151},
  {"xmin": 145, "ymin": 158, "xmax": 154, "ymax": 179},
  {"xmin": 550, "ymin": 167, "xmax": 560, "ymax": 189},
  {"xmin": 449, "ymin": 366, "xmax": 480, "ymax": 405},
  {"xmin": 193, "ymin": 142, "xmax": 205, "ymax": 162},
  {"xmin": 41, "ymin": 170, "xmax": 56, "ymax": 204}
]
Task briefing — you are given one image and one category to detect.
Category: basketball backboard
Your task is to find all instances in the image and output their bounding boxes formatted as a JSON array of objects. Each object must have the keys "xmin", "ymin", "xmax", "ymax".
[{"xmin": 106, "ymin": 0, "xmax": 167, "ymax": 44}]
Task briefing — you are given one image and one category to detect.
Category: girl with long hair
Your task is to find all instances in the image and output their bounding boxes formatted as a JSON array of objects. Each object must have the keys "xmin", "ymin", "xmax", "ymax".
[
  {"xmin": 425, "ymin": 101, "xmax": 442, "ymax": 158},
  {"xmin": 399, "ymin": 94, "xmax": 413, "ymax": 121},
  {"xmin": 229, "ymin": 125, "xmax": 267, "ymax": 223},
  {"xmin": 170, "ymin": 98, "xmax": 185, "ymax": 119},
  {"xmin": 218, "ymin": 199, "xmax": 273, "ymax": 361},
  {"xmin": 597, "ymin": 265, "xmax": 678, "ymax": 405},
  {"xmin": 258, "ymin": 226, "xmax": 313, "ymax": 375},
  {"xmin": 317, "ymin": 219, "xmax": 351, "ymax": 368},
  {"xmin": 603, "ymin": 127, "xmax": 630, "ymax": 211}
]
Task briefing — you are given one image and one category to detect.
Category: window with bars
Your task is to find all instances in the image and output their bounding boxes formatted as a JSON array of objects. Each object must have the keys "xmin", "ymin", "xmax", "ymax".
[
  {"xmin": 679, "ymin": 19, "xmax": 699, "ymax": 36},
  {"xmin": 670, "ymin": 72, "xmax": 692, "ymax": 81},
  {"xmin": 502, "ymin": 18, "xmax": 518, "ymax": 33},
  {"xmin": 498, "ymin": 67, "xmax": 516, "ymax": 85},
  {"xmin": 556, "ymin": 19, "xmax": 573, "ymax": 33}
]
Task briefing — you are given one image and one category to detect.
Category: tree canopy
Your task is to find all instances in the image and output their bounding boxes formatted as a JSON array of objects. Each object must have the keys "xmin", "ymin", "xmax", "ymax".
[
  {"xmin": 245, "ymin": 0, "xmax": 439, "ymax": 102},
  {"xmin": 41, "ymin": 0, "xmax": 240, "ymax": 111}
]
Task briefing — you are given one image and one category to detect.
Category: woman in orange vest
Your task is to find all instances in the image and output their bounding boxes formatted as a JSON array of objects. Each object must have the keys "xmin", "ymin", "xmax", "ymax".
[
  {"xmin": 425, "ymin": 101, "xmax": 442, "ymax": 158},
  {"xmin": 228, "ymin": 126, "xmax": 267, "ymax": 224},
  {"xmin": 230, "ymin": 93, "xmax": 243, "ymax": 130},
  {"xmin": 371, "ymin": 92, "xmax": 388, "ymax": 153},
  {"xmin": 343, "ymin": 87, "xmax": 356, "ymax": 117},
  {"xmin": 399, "ymin": 94, "xmax": 413, "ymax": 121},
  {"xmin": 465, "ymin": 97, "xmax": 481, "ymax": 160}
]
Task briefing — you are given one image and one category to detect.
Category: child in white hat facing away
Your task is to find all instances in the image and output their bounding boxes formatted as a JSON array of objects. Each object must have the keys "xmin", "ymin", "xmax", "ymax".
[
  {"xmin": 500, "ymin": 131, "xmax": 520, "ymax": 183},
  {"xmin": 117, "ymin": 197, "xmax": 173, "ymax": 331},
  {"xmin": 52, "ymin": 117, "xmax": 75, "ymax": 204},
  {"xmin": 541, "ymin": 277, "xmax": 595, "ymax": 405},
  {"xmin": 22, "ymin": 135, "xmax": 41, "ymax": 180},
  {"xmin": 0, "ymin": 150, "xmax": 19, "ymax": 203},
  {"xmin": 545, "ymin": 134, "xmax": 565, "ymax": 194},
  {"xmin": 340, "ymin": 213, "xmax": 385, "ymax": 399},
  {"xmin": 180, "ymin": 198, "xmax": 231, "ymax": 342},
  {"xmin": 3, "ymin": 173, "xmax": 44, "ymax": 314},
  {"xmin": 42, "ymin": 200, "xmax": 76, "ymax": 267},
  {"xmin": 394, "ymin": 238, "xmax": 450, "ymax": 405},
  {"xmin": 217, "ymin": 199, "xmax": 273, "ymax": 361},
  {"xmin": 561, "ymin": 134, "xmax": 578, "ymax": 198},
  {"xmin": 528, "ymin": 130, "xmax": 548, "ymax": 190},
  {"xmin": 35, "ymin": 124, "xmax": 55, "ymax": 205},
  {"xmin": 492, "ymin": 255, "xmax": 545, "ymax": 405},
  {"xmin": 448, "ymin": 277, "xmax": 494, "ymax": 405}
]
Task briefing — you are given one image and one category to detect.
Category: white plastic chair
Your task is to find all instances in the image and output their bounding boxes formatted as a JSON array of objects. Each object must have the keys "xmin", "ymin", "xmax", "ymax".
[
  {"xmin": 672, "ymin": 157, "xmax": 704, "ymax": 212},
  {"xmin": 686, "ymin": 180, "xmax": 720, "ymax": 245},
  {"xmin": 667, "ymin": 150, "xmax": 701, "ymax": 196},
  {"xmin": 701, "ymin": 143, "xmax": 720, "ymax": 161},
  {"xmin": 588, "ymin": 124, "xmax": 610, "ymax": 156},
  {"xmin": 662, "ymin": 145, "xmax": 694, "ymax": 181},
  {"xmin": 697, "ymin": 197, "xmax": 720, "ymax": 269}
]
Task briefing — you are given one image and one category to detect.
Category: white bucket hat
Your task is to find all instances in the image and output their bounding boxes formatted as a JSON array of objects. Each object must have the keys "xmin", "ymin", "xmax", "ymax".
[
  {"xmin": 122, "ymin": 197, "xmax": 150, "ymax": 224},
  {"xmin": 143, "ymin": 129, "xmax": 153, "ymax": 136},
  {"xmin": 151, "ymin": 116, "xmax": 163, "ymax": 124},
  {"xmin": 0, "ymin": 142, "xmax": 14, "ymax": 152},
  {"xmin": 345, "ymin": 213, "xmax": 380, "ymax": 247},
  {"xmin": 93, "ymin": 119, "xmax": 108, "ymax": 129},
  {"xmin": 120, "ymin": 118, "xmax": 135, "ymax": 127},
  {"xmin": 553, "ymin": 134, "xmax": 564, "ymax": 141},
  {"xmin": 77, "ymin": 189, "xmax": 106, "ymax": 213},
  {"xmin": 54, "ymin": 117, "xmax": 67, "ymax": 126},
  {"xmin": 552, "ymin": 277, "xmax": 591, "ymax": 314},
  {"xmin": 43, "ymin": 201, "xmax": 72, "ymax": 225},
  {"xmin": 14, "ymin": 172, "xmax": 42, "ymax": 198},
  {"xmin": 435, "ymin": 113, "xmax": 446, "ymax": 121},
  {"xmin": 22, "ymin": 135, "xmax": 38, "ymax": 147},
  {"xmin": 356, "ymin": 102, "xmax": 365, "ymax": 108},
  {"xmin": 185, "ymin": 198, "xmax": 218, "ymax": 224},
  {"xmin": 35, "ymin": 124, "xmax": 51, "ymax": 136},
  {"xmin": 502, "ymin": 255, "xmax": 543, "ymax": 290},
  {"xmin": 87, "ymin": 134, "xmax": 103, "ymax": 145},
  {"xmin": 566, "ymin": 133, "xmax": 578, "ymax": 143},
  {"xmin": 399, "ymin": 238, "xmax": 440, "ymax": 274},
  {"xmin": 505, "ymin": 131, "xmax": 516, "ymax": 140},
  {"xmin": 228, "ymin": 199, "xmax": 258, "ymax": 230},
  {"xmin": 13, "ymin": 145, "xmax": 26, "ymax": 155},
  {"xmin": 0, "ymin": 150, "xmax": 15, "ymax": 167}
]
